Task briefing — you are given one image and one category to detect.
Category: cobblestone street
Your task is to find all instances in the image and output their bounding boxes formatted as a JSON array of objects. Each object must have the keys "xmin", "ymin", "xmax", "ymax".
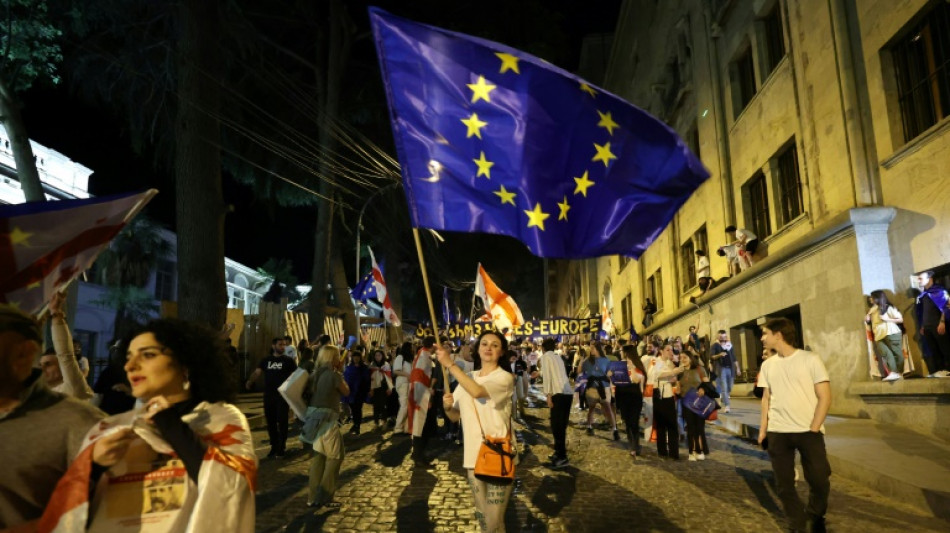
[{"xmin": 252, "ymin": 402, "xmax": 949, "ymax": 533}]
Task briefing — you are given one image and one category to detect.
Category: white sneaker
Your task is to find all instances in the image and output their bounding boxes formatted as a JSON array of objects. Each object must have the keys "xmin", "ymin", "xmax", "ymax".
[
  {"xmin": 723, "ymin": 406, "xmax": 731, "ymax": 413},
  {"xmin": 688, "ymin": 453, "xmax": 698, "ymax": 462},
  {"xmin": 883, "ymin": 372, "xmax": 901, "ymax": 382},
  {"xmin": 938, "ymin": 370, "xmax": 950, "ymax": 378},
  {"xmin": 697, "ymin": 453, "xmax": 706, "ymax": 461}
]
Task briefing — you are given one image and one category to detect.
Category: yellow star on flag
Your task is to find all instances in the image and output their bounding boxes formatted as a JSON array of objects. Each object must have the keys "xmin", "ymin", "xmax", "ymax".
[
  {"xmin": 597, "ymin": 111, "xmax": 620, "ymax": 135},
  {"xmin": 592, "ymin": 142, "xmax": 617, "ymax": 167},
  {"xmin": 473, "ymin": 151, "xmax": 494, "ymax": 178},
  {"xmin": 573, "ymin": 171, "xmax": 595, "ymax": 197},
  {"xmin": 557, "ymin": 196, "xmax": 571, "ymax": 221},
  {"xmin": 496, "ymin": 52, "xmax": 520, "ymax": 74},
  {"xmin": 467, "ymin": 75, "xmax": 497, "ymax": 103},
  {"xmin": 461, "ymin": 113, "xmax": 488, "ymax": 139},
  {"xmin": 494, "ymin": 185, "xmax": 517, "ymax": 205},
  {"xmin": 8, "ymin": 226, "xmax": 33, "ymax": 246},
  {"xmin": 580, "ymin": 83, "xmax": 597, "ymax": 97},
  {"xmin": 524, "ymin": 203, "xmax": 550, "ymax": 231}
]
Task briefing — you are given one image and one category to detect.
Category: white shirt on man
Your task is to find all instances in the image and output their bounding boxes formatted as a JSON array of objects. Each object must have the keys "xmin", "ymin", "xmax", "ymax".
[
  {"xmin": 393, "ymin": 354, "xmax": 412, "ymax": 387},
  {"xmin": 539, "ymin": 351, "xmax": 571, "ymax": 396},
  {"xmin": 759, "ymin": 349, "xmax": 830, "ymax": 433},
  {"xmin": 452, "ymin": 367, "xmax": 514, "ymax": 469}
]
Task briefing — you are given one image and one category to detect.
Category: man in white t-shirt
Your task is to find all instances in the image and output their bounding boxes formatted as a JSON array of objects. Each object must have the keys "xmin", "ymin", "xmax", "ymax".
[
  {"xmin": 757, "ymin": 318, "xmax": 831, "ymax": 533},
  {"xmin": 392, "ymin": 345, "xmax": 413, "ymax": 434},
  {"xmin": 534, "ymin": 338, "xmax": 573, "ymax": 469},
  {"xmin": 725, "ymin": 225, "xmax": 758, "ymax": 269}
]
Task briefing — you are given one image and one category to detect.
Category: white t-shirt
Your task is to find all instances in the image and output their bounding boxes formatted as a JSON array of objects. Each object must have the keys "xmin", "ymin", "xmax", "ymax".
[
  {"xmin": 452, "ymin": 367, "xmax": 514, "ymax": 469},
  {"xmin": 393, "ymin": 355, "xmax": 412, "ymax": 387},
  {"xmin": 696, "ymin": 256, "xmax": 710, "ymax": 279},
  {"xmin": 882, "ymin": 306, "xmax": 903, "ymax": 336},
  {"xmin": 284, "ymin": 345, "xmax": 298, "ymax": 364},
  {"xmin": 539, "ymin": 351, "xmax": 571, "ymax": 396},
  {"xmin": 736, "ymin": 228, "xmax": 757, "ymax": 242},
  {"xmin": 759, "ymin": 350, "xmax": 830, "ymax": 433}
]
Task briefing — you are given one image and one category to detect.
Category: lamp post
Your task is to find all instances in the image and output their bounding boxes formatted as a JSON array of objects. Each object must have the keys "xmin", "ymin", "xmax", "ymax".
[{"xmin": 354, "ymin": 182, "xmax": 401, "ymax": 332}]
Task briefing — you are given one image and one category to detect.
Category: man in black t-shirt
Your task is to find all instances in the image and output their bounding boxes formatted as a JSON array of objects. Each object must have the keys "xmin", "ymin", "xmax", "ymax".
[{"xmin": 246, "ymin": 337, "xmax": 297, "ymax": 457}]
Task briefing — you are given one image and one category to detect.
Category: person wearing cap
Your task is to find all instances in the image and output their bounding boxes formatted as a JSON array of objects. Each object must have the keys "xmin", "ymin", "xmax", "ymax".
[{"xmin": 0, "ymin": 303, "xmax": 104, "ymax": 530}]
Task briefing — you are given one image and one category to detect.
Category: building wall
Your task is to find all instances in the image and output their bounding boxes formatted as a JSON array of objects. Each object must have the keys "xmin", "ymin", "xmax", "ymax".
[{"xmin": 548, "ymin": 0, "xmax": 950, "ymax": 438}]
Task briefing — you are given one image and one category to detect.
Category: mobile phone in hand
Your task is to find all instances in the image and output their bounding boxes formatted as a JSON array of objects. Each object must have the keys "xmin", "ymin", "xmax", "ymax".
[{"xmin": 760, "ymin": 436, "xmax": 768, "ymax": 450}]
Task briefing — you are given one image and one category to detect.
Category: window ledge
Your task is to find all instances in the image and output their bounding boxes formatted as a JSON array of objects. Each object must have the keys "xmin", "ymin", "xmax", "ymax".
[
  {"xmin": 763, "ymin": 212, "xmax": 810, "ymax": 246},
  {"xmin": 848, "ymin": 379, "xmax": 950, "ymax": 403},
  {"xmin": 881, "ymin": 115, "xmax": 950, "ymax": 170}
]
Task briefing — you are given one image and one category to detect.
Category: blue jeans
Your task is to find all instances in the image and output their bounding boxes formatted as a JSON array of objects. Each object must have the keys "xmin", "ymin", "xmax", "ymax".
[{"xmin": 717, "ymin": 367, "xmax": 734, "ymax": 407}]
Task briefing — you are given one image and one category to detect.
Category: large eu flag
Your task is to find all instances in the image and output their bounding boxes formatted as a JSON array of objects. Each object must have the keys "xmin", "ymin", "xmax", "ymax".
[{"xmin": 370, "ymin": 8, "xmax": 708, "ymax": 259}]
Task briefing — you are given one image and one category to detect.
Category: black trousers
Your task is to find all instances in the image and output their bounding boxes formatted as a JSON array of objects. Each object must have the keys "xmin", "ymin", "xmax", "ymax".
[
  {"xmin": 411, "ymin": 403, "xmax": 438, "ymax": 461},
  {"xmin": 767, "ymin": 431, "xmax": 831, "ymax": 530},
  {"xmin": 614, "ymin": 387, "xmax": 643, "ymax": 453},
  {"xmin": 350, "ymin": 400, "xmax": 365, "ymax": 431},
  {"xmin": 372, "ymin": 386, "xmax": 389, "ymax": 422},
  {"xmin": 683, "ymin": 407, "xmax": 709, "ymax": 454},
  {"xmin": 653, "ymin": 396, "xmax": 679, "ymax": 459},
  {"xmin": 263, "ymin": 394, "xmax": 290, "ymax": 454},
  {"xmin": 921, "ymin": 326, "xmax": 950, "ymax": 372},
  {"xmin": 549, "ymin": 393, "xmax": 573, "ymax": 458}
]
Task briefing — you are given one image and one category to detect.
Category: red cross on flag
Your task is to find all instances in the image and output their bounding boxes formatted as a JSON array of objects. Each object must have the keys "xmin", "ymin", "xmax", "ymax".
[
  {"xmin": 0, "ymin": 190, "xmax": 157, "ymax": 314},
  {"xmin": 368, "ymin": 246, "xmax": 400, "ymax": 327},
  {"xmin": 474, "ymin": 263, "xmax": 524, "ymax": 330}
]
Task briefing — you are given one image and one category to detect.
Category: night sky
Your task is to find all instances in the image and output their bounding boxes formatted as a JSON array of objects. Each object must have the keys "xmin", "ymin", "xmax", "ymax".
[{"xmin": 19, "ymin": 0, "xmax": 622, "ymax": 319}]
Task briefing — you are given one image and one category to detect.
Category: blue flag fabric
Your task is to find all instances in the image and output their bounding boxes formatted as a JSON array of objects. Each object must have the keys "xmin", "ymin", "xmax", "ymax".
[
  {"xmin": 370, "ymin": 8, "xmax": 709, "ymax": 259},
  {"xmin": 350, "ymin": 271, "xmax": 377, "ymax": 302}
]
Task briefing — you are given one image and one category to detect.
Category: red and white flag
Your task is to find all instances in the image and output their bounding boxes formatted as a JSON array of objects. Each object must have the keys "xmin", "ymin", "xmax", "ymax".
[
  {"xmin": 601, "ymin": 297, "xmax": 614, "ymax": 335},
  {"xmin": 474, "ymin": 263, "xmax": 524, "ymax": 329},
  {"xmin": 368, "ymin": 246, "xmax": 400, "ymax": 326},
  {"xmin": 0, "ymin": 190, "xmax": 157, "ymax": 315}
]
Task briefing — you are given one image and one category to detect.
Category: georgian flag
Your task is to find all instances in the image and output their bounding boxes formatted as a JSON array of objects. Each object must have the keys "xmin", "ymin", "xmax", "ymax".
[
  {"xmin": 368, "ymin": 246, "xmax": 400, "ymax": 326},
  {"xmin": 474, "ymin": 263, "xmax": 524, "ymax": 329},
  {"xmin": 601, "ymin": 297, "xmax": 614, "ymax": 335},
  {"xmin": 0, "ymin": 190, "xmax": 156, "ymax": 314}
]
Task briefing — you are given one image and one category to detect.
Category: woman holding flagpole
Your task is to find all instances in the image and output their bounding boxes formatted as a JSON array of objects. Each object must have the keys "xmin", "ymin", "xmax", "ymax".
[{"xmin": 437, "ymin": 330, "xmax": 515, "ymax": 533}]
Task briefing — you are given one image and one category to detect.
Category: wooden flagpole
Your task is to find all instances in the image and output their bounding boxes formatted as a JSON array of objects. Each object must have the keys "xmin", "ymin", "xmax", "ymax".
[{"xmin": 412, "ymin": 228, "xmax": 451, "ymax": 386}]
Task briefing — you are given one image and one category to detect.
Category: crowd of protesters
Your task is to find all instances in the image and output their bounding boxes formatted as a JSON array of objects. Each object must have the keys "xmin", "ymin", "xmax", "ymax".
[{"xmin": 9, "ymin": 273, "xmax": 950, "ymax": 533}]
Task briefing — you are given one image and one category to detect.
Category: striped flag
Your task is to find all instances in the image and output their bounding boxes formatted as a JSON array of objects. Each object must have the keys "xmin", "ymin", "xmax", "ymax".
[
  {"xmin": 1, "ymin": 190, "xmax": 157, "ymax": 314},
  {"xmin": 368, "ymin": 246, "xmax": 400, "ymax": 326},
  {"xmin": 474, "ymin": 263, "xmax": 524, "ymax": 330}
]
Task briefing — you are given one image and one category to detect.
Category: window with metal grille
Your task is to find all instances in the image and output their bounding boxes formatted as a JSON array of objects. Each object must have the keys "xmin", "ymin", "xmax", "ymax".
[
  {"xmin": 775, "ymin": 143, "xmax": 803, "ymax": 225},
  {"xmin": 681, "ymin": 239, "xmax": 696, "ymax": 291},
  {"xmin": 647, "ymin": 269, "xmax": 664, "ymax": 311},
  {"xmin": 892, "ymin": 2, "xmax": 950, "ymax": 142},
  {"xmin": 745, "ymin": 172, "xmax": 772, "ymax": 239},
  {"xmin": 763, "ymin": 3, "xmax": 785, "ymax": 77},
  {"xmin": 621, "ymin": 293, "xmax": 631, "ymax": 333},
  {"xmin": 732, "ymin": 47, "xmax": 757, "ymax": 118},
  {"xmin": 154, "ymin": 260, "xmax": 176, "ymax": 301}
]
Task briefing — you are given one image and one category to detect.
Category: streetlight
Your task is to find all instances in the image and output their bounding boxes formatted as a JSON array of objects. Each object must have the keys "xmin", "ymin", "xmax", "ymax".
[{"xmin": 354, "ymin": 182, "xmax": 401, "ymax": 332}]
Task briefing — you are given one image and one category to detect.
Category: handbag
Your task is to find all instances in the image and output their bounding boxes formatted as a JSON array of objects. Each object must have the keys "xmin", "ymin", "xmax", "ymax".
[{"xmin": 471, "ymin": 397, "xmax": 516, "ymax": 484}]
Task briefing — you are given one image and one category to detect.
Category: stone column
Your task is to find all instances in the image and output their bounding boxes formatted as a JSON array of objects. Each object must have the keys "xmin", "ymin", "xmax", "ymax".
[{"xmin": 850, "ymin": 207, "xmax": 897, "ymax": 294}]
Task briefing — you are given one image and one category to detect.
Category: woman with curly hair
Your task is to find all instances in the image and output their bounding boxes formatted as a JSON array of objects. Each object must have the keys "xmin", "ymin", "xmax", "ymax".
[{"xmin": 39, "ymin": 319, "xmax": 257, "ymax": 532}]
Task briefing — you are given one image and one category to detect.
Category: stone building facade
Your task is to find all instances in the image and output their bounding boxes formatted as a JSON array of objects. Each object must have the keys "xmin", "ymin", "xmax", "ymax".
[{"xmin": 548, "ymin": 0, "xmax": 950, "ymax": 439}]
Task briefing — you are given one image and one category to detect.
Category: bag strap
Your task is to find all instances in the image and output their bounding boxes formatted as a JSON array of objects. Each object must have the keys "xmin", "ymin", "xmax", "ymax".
[{"xmin": 468, "ymin": 382, "xmax": 515, "ymax": 451}]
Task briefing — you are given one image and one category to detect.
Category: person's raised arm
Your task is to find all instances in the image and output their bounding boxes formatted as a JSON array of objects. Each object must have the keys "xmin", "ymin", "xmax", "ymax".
[
  {"xmin": 49, "ymin": 292, "xmax": 93, "ymax": 399},
  {"xmin": 436, "ymin": 347, "xmax": 489, "ymax": 399}
]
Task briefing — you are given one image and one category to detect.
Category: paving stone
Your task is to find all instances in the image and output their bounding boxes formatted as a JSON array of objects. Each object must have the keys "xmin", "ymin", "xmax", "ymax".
[{"xmin": 252, "ymin": 401, "xmax": 950, "ymax": 532}]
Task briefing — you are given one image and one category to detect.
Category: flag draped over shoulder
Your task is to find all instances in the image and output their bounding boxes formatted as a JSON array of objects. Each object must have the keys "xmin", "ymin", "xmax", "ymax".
[
  {"xmin": 370, "ymin": 9, "xmax": 708, "ymax": 259},
  {"xmin": 0, "ymin": 190, "xmax": 157, "ymax": 314},
  {"xmin": 475, "ymin": 263, "xmax": 524, "ymax": 329},
  {"xmin": 368, "ymin": 247, "xmax": 400, "ymax": 326}
]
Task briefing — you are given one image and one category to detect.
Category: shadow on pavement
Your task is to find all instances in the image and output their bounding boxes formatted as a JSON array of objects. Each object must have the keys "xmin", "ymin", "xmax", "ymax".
[{"xmin": 396, "ymin": 467, "xmax": 439, "ymax": 533}]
